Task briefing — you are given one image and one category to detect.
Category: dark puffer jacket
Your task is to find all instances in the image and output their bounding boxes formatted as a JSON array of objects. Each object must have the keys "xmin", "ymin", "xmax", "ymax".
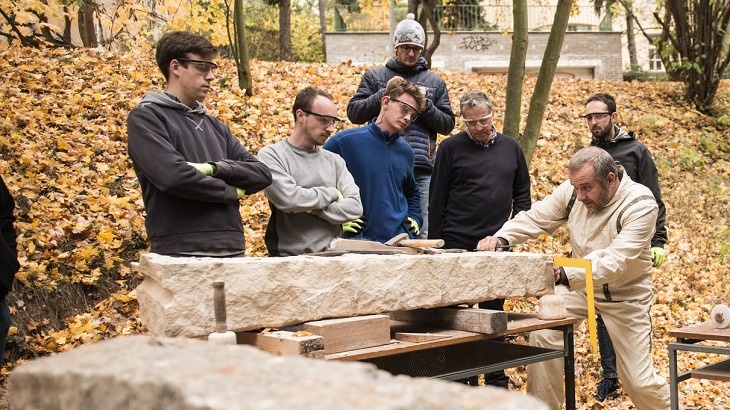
[{"xmin": 347, "ymin": 57, "xmax": 455, "ymax": 173}]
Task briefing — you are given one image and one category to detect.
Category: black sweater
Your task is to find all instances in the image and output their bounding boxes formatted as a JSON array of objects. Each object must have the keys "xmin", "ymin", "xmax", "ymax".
[{"xmin": 428, "ymin": 131, "xmax": 531, "ymax": 249}]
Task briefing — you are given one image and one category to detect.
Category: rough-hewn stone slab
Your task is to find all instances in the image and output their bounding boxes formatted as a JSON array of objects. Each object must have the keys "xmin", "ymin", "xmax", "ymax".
[
  {"xmin": 136, "ymin": 252, "xmax": 554, "ymax": 337},
  {"xmin": 10, "ymin": 335, "xmax": 548, "ymax": 410}
]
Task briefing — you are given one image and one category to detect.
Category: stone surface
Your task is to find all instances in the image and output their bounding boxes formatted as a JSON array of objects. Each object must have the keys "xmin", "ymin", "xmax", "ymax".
[
  {"xmin": 9, "ymin": 335, "xmax": 548, "ymax": 410},
  {"xmin": 136, "ymin": 252, "xmax": 554, "ymax": 337}
]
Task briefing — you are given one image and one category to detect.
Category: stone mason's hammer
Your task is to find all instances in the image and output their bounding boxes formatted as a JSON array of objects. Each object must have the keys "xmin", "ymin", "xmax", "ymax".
[{"xmin": 384, "ymin": 233, "xmax": 445, "ymax": 249}]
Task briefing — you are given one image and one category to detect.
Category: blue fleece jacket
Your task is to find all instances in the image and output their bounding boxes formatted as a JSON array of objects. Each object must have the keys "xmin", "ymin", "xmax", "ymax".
[{"xmin": 324, "ymin": 122, "xmax": 422, "ymax": 243}]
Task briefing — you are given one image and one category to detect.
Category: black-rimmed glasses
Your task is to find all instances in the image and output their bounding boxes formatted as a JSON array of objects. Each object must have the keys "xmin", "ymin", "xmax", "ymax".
[
  {"xmin": 390, "ymin": 98, "xmax": 420, "ymax": 121},
  {"xmin": 177, "ymin": 58, "xmax": 218, "ymax": 75},
  {"xmin": 301, "ymin": 109, "xmax": 342, "ymax": 128},
  {"xmin": 581, "ymin": 112, "xmax": 611, "ymax": 122}
]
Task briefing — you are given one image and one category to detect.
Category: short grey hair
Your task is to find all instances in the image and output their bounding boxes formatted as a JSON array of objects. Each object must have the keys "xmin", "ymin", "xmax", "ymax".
[
  {"xmin": 459, "ymin": 90, "xmax": 493, "ymax": 115},
  {"xmin": 568, "ymin": 146, "xmax": 617, "ymax": 188}
]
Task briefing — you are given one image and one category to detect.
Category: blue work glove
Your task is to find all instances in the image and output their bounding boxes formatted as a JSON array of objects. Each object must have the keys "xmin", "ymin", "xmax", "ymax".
[
  {"xmin": 342, "ymin": 218, "xmax": 365, "ymax": 234},
  {"xmin": 188, "ymin": 162, "xmax": 214, "ymax": 176},
  {"xmin": 651, "ymin": 247, "xmax": 666, "ymax": 267},
  {"xmin": 406, "ymin": 217, "xmax": 420, "ymax": 236}
]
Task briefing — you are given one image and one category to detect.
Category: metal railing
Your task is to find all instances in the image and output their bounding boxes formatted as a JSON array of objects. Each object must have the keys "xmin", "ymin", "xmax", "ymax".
[{"xmin": 331, "ymin": 4, "xmax": 611, "ymax": 32}]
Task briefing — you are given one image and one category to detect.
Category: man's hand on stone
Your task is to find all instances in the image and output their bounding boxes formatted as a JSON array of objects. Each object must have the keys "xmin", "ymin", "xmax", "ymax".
[{"xmin": 476, "ymin": 236, "xmax": 504, "ymax": 251}]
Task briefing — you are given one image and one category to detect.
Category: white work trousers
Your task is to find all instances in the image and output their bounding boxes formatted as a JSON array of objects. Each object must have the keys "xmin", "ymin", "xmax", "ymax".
[{"xmin": 526, "ymin": 290, "xmax": 671, "ymax": 410}]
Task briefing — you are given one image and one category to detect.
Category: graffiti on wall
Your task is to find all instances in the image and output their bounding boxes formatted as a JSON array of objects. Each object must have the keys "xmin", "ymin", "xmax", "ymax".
[{"xmin": 459, "ymin": 36, "xmax": 497, "ymax": 52}]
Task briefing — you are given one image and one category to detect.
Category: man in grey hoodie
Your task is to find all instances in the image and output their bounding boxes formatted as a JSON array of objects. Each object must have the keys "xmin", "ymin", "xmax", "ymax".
[{"xmin": 127, "ymin": 31, "xmax": 272, "ymax": 256}]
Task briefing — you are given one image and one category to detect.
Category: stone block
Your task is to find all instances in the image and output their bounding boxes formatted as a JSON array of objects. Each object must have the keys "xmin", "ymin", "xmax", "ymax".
[
  {"xmin": 9, "ymin": 335, "xmax": 548, "ymax": 410},
  {"xmin": 136, "ymin": 252, "xmax": 553, "ymax": 337}
]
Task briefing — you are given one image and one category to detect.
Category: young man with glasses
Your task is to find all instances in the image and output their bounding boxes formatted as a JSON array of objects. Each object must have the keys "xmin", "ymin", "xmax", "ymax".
[
  {"xmin": 583, "ymin": 93, "xmax": 668, "ymax": 402},
  {"xmin": 347, "ymin": 13, "xmax": 455, "ymax": 239},
  {"xmin": 127, "ymin": 31, "xmax": 272, "ymax": 257},
  {"xmin": 429, "ymin": 90, "xmax": 531, "ymax": 388},
  {"xmin": 257, "ymin": 87, "xmax": 363, "ymax": 256},
  {"xmin": 325, "ymin": 79, "xmax": 425, "ymax": 243}
]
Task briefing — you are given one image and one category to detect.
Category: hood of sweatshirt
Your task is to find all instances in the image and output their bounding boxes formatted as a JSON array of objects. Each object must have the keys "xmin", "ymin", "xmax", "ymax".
[{"xmin": 139, "ymin": 91, "xmax": 207, "ymax": 115}]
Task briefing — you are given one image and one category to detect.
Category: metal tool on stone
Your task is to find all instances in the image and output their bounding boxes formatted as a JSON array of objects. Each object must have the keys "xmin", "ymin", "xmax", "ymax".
[
  {"xmin": 208, "ymin": 281, "xmax": 237, "ymax": 345},
  {"xmin": 384, "ymin": 233, "xmax": 445, "ymax": 249},
  {"xmin": 711, "ymin": 304, "xmax": 730, "ymax": 329},
  {"xmin": 554, "ymin": 257, "xmax": 597, "ymax": 352}
]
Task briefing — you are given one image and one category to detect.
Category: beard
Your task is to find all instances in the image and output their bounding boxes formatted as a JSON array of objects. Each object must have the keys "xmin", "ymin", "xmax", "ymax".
[{"xmin": 590, "ymin": 120, "xmax": 613, "ymax": 141}]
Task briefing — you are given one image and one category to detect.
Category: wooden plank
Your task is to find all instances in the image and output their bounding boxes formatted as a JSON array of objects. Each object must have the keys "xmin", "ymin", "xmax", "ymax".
[
  {"xmin": 328, "ymin": 315, "xmax": 580, "ymax": 361},
  {"xmin": 395, "ymin": 332, "xmax": 451, "ymax": 343},
  {"xmin": 691, "ymin": 358, "xmax": 730, "ymax": 381},
  {"xmin": 390, "ymin": 307, "xmax": 508, "ymax": 334},
  {"xmin": 237, "ymin": 330, "xmax": 325, "ymax": 358},
  {"xmin": 304, "ymin": 315, "xmax": 391, "ymax": 354},
  {"xmin": 669, "ymin": 321, "xmax": 730, "ymax": 343}
]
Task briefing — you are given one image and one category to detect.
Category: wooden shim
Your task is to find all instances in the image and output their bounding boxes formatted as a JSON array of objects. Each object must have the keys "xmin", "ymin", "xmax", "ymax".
[
  {"xmin": 238, "ymin": 330, "xmax": 325, "ymax": 358},
  {"xmin": 395, "ymin": 332, "xmax": 451, "ymax": 343},
  {"xmin": 304, "ymin": 315, "xmax": 391, "ymax": 354},
  {"xmin": 390, "ymin": 308, "xmax": 508, "ymax": 334}
]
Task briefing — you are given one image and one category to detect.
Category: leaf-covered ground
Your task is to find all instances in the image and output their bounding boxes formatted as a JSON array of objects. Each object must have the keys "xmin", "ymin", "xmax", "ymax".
[{"xmin": 1, "ymin": 45, "xmax": 729, "ymax": 408}]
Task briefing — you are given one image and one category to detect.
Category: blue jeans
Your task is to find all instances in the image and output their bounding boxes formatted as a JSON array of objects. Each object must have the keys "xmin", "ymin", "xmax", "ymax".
[
  {"xmin": 414, "ymin": 171, "xmax": 430, "ymax": 239},
  {"xmin": 597, "ymin": 314, "xmax": 618, "ymax": 379},
  {"xmin": 0, "ymin": 297, "xmax": 9, "ymax": 366}
]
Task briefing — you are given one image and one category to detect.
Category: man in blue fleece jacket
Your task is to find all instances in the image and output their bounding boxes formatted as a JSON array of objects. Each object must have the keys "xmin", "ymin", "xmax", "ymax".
[{"xmin": 324, "ymin": 79, "xmax": 425, "ymax": 243}]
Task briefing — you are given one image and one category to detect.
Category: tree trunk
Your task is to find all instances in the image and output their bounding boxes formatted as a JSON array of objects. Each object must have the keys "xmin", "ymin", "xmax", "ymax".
[
  {"xmin": 625, "ymin": 13, "xmax": 637, "ymax": 70},
  {"xmin": 279, "ymin": 0, "xmax": 292, "ymax": 61},
  {"xmin": 656, "ymin": 0, "xmax": 730, "ymax": 113},
  {"xmin": 503, "ymin": 0, "xmax": 527, "ymax": 140},
  {"xmin": 519, "ymin": 0, "xmax": 573, "ymax": 163},
  {"xmin": 233, "ymin": 0, "xmax": 253, "ymax": 95},
  {"xmin": 420, "ymin": 0, "xmax": 440, "ymax": 66},
  {"xmin": 78, "ymin": 0, "xmax": 98, "ymax": 48},
  {"xmin": 318, "ymin": 0, "xmax": 327, "ymax": 61}
]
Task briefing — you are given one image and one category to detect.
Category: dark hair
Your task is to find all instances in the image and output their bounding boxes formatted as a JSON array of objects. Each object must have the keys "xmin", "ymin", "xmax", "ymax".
[
  {"xmin": 459, "ymin": 90, "xmax": 493, "ymax": 115},
  {"xmin": 155, "ymin": 31, "xmax": 218, "ymax": 81},
  {"xmin": 568, "ymin": 146, "xmax": 617, "ymax": 189},
  {"xmin": 586, "ymin": 93, "xmax": 617, "ymax": 114},
  {"xmin": 383, "ymin": 78, "xmax": 427, "ymax": 112},
  {"xmin": 292, "ymin": 87, "xmax": 334, "ymax": 120}
]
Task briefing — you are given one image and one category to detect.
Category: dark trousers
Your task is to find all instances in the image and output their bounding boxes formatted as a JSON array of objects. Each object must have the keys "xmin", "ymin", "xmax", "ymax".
[
  {"xmin": 0, "ymin": 297, "xmax": 9, "ymax": 366},
  {"xmin": 597, "ymin": 314, "xmax": 618, "ymax": 379}
]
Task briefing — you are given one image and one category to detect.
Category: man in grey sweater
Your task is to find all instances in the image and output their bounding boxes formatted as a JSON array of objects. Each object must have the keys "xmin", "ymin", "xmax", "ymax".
[{"xmin": 258, "ymin": 87, "xmax": 363, "ymax": 256}]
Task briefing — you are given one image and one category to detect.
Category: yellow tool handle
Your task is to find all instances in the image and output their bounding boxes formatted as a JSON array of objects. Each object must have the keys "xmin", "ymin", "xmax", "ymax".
[{"xmin": 553, "ymin": 257, "xmax": 597, "ymax": 353}]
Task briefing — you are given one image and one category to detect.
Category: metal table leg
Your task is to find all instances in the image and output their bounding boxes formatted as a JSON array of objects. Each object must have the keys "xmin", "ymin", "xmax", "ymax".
[
  {"xmin": 563, "ymin": 324, "xmax": 575, "ymax": 410},
  {"xmin": 669, "ymin": 340, "xmax": 679, "ymax": 410}
]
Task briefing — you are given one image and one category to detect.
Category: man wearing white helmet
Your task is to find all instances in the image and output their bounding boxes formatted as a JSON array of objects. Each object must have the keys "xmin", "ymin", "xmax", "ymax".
[{"xmin": 347, "ymin": 13, "xmax": 455, "ymax": 240}]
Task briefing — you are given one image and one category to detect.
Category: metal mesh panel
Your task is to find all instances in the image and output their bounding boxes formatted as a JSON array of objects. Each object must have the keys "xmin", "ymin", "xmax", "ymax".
[{"xmin": 362, "ymin": 340, "xmax": 558, "ymax": 380}]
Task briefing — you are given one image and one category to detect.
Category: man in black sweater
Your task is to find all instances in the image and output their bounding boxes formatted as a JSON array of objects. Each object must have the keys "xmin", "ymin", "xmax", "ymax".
[{"xmin": 428, "ymin": 90, "xmax": 531, "ymax": 388}]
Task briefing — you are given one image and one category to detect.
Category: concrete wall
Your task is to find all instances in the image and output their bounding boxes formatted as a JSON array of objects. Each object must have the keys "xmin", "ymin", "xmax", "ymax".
[{"xmin": 325, "ymin": 31, "xmax": 623, "ymax": 80}]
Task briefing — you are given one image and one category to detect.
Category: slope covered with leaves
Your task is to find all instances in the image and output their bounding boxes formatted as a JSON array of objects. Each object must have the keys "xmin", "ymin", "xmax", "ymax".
[{"xmin": 1, "ymin": 45, "xmax": 729, "ymax": 408}]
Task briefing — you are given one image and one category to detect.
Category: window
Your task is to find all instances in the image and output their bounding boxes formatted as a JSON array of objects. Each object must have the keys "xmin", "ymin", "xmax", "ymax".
[{"xmin": 648, "ymin": 46, "xmax": 664, "ymax": 72}]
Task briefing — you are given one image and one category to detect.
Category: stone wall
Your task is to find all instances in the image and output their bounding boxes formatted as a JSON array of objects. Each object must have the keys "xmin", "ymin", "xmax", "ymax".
[{"xmin": 325, "ymin": 31, "xmax": 623, "ymax": 80}]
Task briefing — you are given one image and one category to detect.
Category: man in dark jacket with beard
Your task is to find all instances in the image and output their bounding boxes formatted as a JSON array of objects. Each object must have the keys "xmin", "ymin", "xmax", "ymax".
[
  {"xmin": 347, "ymin": 13, "xmax": 455, "ymax": 239},
  {"xmin": 583, "ymin": 92, "xmax": 668, "ymax": 402}
]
